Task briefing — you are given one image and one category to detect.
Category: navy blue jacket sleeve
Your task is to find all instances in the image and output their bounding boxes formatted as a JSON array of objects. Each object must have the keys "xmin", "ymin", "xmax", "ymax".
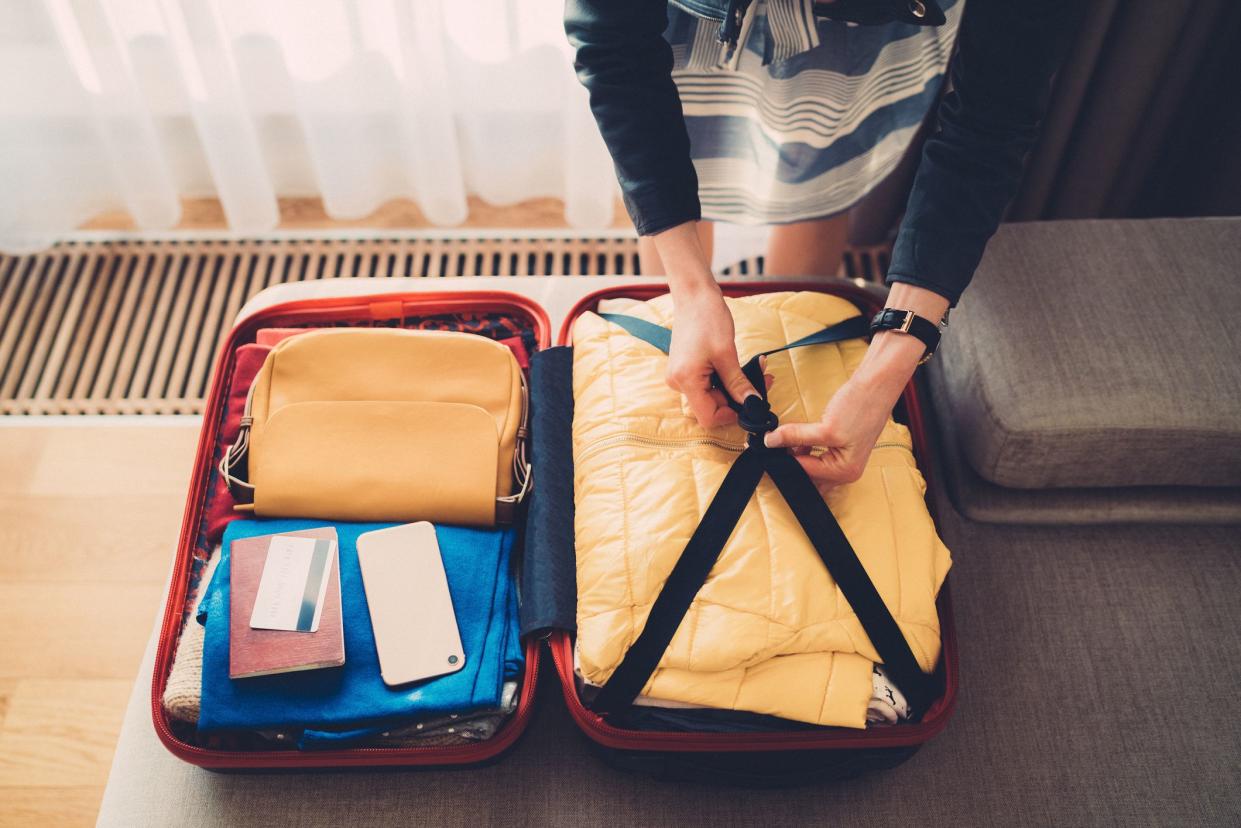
[
  {"xmin": 565, "ymin": 0, "xmax": 702, "ymax": 236},
  {"xmin": 886, "ymin": 0, "xmax": 1081, "ymax": 304}
]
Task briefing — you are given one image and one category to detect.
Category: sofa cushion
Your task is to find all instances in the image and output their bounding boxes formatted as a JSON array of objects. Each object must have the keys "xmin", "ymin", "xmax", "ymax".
[
  {"xmin": 924, "ymin": 371, "xmax": 1241, "ymax": 525},
  {"xmin": 934, "ymin": 218, "xmax": 1241, "ymax": 489}
]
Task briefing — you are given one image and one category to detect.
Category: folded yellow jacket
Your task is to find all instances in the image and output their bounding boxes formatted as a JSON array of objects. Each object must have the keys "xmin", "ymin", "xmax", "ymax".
[{"xmin": 572, "ymin": 291, "xmax": 952, "ymax": 728}]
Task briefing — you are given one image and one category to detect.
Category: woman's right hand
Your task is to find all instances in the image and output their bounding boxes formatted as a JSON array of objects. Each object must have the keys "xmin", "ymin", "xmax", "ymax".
[
  {"xmin": 666, "ymin": 281, "xmax": 760, "ymax": 427},
  {"xmin": 654, "ymin": 222, "xmax": 759, "ymax": 427}
]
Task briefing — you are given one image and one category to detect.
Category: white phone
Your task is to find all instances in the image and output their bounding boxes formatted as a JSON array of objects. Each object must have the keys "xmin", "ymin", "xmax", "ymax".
[{"xmin": 356, "ymin": 522, "xmax": 465, "ymax": 686}]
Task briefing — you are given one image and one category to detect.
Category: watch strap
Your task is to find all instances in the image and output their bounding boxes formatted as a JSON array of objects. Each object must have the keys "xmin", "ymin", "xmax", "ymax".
[{"xmin": 869, "ymin": 308, "xmax": 942, "ymax": 364}]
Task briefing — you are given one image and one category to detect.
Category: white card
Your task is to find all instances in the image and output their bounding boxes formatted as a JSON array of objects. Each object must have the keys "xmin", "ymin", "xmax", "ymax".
[{"xmin": 249, "ymin": 535, "xmax": 334, "ymax": 633}]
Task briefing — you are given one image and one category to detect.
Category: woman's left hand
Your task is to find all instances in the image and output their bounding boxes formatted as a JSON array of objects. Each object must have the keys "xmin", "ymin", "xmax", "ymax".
[
  {"xmin": 763, "ymin": 282, "xmax": 949, "ymax": 486},
  {"xmin": 763, "ymin": 375, "xmax": 893, "ymax": 485}
]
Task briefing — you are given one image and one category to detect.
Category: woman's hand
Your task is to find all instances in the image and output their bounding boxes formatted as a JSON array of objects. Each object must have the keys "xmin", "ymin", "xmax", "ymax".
[
  {"xmin": 666, "ymin": 283, "xmax": 759, "ymax": 427},
  {"xmin": 765, "ymin": 283, "xmax": 949, "ymax": 485},
  {"xmin": 654, "ymin": 222, "xmax": 759, "ymax": 428},
  {"xmin": 764, "ymin": 373, "xmax": 896, "ymax": 484}
]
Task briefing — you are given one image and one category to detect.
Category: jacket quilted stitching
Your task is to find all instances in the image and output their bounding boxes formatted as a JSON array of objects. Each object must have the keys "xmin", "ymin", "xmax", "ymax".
[{"xmin": 572, "ymin": 292, "xmax": 951, "ymax": 728}]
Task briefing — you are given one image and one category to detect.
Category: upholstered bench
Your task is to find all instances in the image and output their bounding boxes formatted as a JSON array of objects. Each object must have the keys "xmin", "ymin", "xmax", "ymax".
[
  {"xmin": 926, "ymin": 218, "xmax": 1241, "ymax": 524},
  {"xmin": 97, "ymin": 265, "xmax": 1241, "ymax": 825}
]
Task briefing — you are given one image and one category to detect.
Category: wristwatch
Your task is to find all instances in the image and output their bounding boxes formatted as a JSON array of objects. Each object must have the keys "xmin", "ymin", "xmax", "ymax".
[{"xmin": 869, "ymin": 308, "xmax": 944, "ymax": 364}]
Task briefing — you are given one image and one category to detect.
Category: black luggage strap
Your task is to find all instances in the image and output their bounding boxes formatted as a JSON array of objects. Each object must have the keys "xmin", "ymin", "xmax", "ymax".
[{"xmin": 589, "ymin": 312, "xmax": 938, "ymax": 720}]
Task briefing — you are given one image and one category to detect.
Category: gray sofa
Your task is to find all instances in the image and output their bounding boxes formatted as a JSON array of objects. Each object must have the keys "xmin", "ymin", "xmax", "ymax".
[{"xmin": 98, "ymin": 220, "xmax": 1241, "ymax": 826}]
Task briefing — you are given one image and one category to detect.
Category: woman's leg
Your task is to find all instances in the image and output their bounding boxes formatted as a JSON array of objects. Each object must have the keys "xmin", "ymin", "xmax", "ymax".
[
  {"xmin": 638, "ymin": 221, "xmax": 714, "ymax": 275},
  {"xmin": 764, "ymin": 213, "xmax": 849, "ymax": 276}
]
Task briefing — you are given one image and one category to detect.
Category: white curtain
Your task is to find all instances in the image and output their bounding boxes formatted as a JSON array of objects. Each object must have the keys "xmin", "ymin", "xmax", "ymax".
[{"xmin": 0, "ymin": 0, "xmax": 620, "ymax": 253}]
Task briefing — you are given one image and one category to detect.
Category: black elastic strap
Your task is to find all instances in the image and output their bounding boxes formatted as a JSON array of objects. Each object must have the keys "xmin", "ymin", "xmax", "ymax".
[
  {"xmin": 589, "ymin": 311, "xmax": 938, "ymax": 720},
  {"xmin": 763, "ymin": 449, "xmax": 937, "ymax": 715},
  {"xmin": 589, "ymin": 448, "xmax": 767, "ymax": 715},
  {"xmin": 590, "ymin": 439, "xmax": 938, "ymax": 719}
]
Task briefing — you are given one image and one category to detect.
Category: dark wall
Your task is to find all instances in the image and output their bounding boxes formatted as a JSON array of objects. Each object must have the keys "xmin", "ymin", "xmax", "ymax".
[{"xmin": 852, "ymin": 0, "xmax": 1241, "ymax": 245}]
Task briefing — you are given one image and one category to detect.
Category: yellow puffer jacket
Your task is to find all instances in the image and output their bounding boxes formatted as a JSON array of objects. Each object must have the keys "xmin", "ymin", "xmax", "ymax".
[{"xmin": 572, "ymin": 291, "xmax": 951, "ymax": 729}]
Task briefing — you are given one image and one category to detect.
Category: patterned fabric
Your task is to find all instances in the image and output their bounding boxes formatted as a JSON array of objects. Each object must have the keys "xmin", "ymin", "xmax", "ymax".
[
  {"xmin": 308, "ymin": 312, "xmax": 538, "ymax": 360},
  {"xmin": 162, "ymin": 547, "xmax": 221, "ymax": 724},
  {"xmin": 666, "ymin": 0, "xmax": 963, "ymax": 224}
]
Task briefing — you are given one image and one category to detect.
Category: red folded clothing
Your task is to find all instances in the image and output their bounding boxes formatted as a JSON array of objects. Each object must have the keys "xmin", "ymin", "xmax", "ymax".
[
  {"xmin": 498, "ymin": 336, "xmax": 530, "ymax": 370},
  {"xmin": 254, "ymin": 328, "xmax": 310, "ymax": 347},
  {"xmin": 203, "ymin": 343, "xmax": 270, "ymax": 541}
]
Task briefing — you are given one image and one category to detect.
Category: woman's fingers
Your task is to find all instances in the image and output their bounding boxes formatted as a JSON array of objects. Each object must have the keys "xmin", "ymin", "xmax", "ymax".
[
  {"xmin": 794, "ymin": 450, "xmax": 861, "ymax": 486},
  {"xmin": 766, "ymin": 420, "xmax": 865, "ymax": 483},
  {"xmin": 714, "ymin": 356, "xmax": 759, "ymax": 406},
  {"xmin": 705, "ymin": 388, "xmax": 739, "ymax": 426},
  {"xmin": 681, "ymin": 375, "xmax": 725, "ymax": 428},
  {"xmin": 671, "ymin": 353, "xmax": 773, "ymax": 429},
  {"xmin": 764, "ymin": 421, "xmax": 830, "ymax": 449}
]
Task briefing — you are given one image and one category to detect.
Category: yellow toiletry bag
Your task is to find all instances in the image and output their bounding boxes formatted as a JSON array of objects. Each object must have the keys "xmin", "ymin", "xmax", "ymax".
[{"xmin": 219, "ymin": 328, "xmax": 529, "ymax": 526}]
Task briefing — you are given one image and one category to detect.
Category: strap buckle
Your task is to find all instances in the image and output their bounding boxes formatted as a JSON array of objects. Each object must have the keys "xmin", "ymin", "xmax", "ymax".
[{"xmin": 737, "ymin": 395, "xmax": 778, "ymax": 446}]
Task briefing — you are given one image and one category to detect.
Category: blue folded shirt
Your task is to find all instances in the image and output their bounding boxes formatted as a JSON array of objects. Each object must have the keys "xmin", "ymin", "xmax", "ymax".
[{"xmin": 198, "ymin": 519, "xmax": 522, "ymax": 735}]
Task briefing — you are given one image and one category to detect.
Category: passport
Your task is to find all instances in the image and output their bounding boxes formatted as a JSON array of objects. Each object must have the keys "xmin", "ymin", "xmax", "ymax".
[{"xmin": 229, "ymin": 528, "xmax": 345, "ymax": 679}]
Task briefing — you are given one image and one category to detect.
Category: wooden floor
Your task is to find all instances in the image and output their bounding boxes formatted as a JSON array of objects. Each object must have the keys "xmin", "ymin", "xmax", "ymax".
[
  {"xmin": 0, "ymin": 194, "xmax": 588, "ymax": 826},
  {"xmin": 0, "ymin": 422, "xmax": 200, "ymax": 827},
  {"xmin": 13, "ymin": 200, "xmax": 544, "ymax": 825}
]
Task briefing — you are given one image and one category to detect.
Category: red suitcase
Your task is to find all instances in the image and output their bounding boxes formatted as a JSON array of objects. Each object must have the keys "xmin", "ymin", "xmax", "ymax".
[{"xmin": 151, "ymin": 279, "xmax": 957, "ymax": 779}]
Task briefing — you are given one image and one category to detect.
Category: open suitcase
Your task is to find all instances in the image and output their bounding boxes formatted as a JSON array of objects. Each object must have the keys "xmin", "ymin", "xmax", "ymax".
[{"xmin": 151, "ymin": 277, "xmax": 958, "ymax": 783}]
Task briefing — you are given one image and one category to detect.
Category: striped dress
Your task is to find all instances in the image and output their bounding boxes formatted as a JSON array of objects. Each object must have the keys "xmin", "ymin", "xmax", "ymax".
[{"xmin": 665, "ymin": 0, "xmax": 963, "ymax": 224}]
